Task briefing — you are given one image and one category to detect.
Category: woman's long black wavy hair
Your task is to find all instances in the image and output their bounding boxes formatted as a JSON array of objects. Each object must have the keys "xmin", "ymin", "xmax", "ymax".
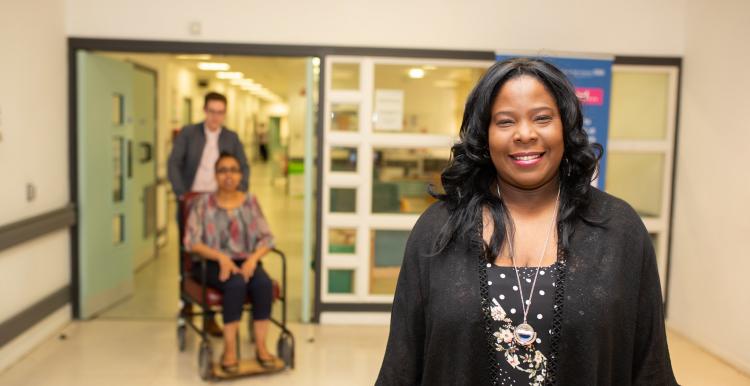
[{"xmin": 430, "ymin": 57, "xmax": 602, "ymax": 261}]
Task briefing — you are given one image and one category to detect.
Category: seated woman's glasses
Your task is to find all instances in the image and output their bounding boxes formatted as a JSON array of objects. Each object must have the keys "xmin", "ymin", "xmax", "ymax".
[{"xmin": 216, "ymin": 167, "xmax": 241, "ymax": 174}]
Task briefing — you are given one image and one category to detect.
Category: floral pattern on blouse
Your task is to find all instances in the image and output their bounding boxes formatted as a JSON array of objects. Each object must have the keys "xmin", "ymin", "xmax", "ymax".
[
  {"xmin": 491, "ymin": 299, "xmax": 548, "ymax": 385},
  {"xmin": 184, "ymin": 193, "xmax": 274, "ymax": 259}
]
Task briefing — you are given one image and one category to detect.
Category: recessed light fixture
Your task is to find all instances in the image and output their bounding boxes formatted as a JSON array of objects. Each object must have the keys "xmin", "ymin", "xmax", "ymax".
[
  {"xmin": 408, "ymin": 68, "xmax": 425, "ymax": 79},
  {"xmin": 198, "ymin": 62, "xmax": 230, "ymax": 71},
  {"xmin": 216, "ymin": 71, "xmax": 243, "ymax": 80},
  {"xmin": 247, "ymin": 84, "xmax": 263, "ymax": 91},
  {"xmin": 176, "ymin": 54, "xmax": 212, "ymax": 60}
]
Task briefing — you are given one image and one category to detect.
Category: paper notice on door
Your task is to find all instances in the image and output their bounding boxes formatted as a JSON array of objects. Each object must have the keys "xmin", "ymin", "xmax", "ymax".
[{"xmin": 374, "ymin": 89, "xmax": 404, "ymax": 131}]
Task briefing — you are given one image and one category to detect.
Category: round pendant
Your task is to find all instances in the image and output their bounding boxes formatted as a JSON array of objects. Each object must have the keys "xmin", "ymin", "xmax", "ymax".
[{"xmin": 514, "ymin": 323, "xmax": 537, "ymax": 346}]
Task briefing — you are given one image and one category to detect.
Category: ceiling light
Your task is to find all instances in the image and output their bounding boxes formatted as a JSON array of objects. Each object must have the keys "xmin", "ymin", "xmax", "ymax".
[
  {"xmin": 216, "ymin": 72, "xmax": 243, "ymax": 80},
  {"xmin": 176, "ymin": 54, "xmax": 212, "ymax": 60},
  {"xmin": 242, "ymin": 83, "xmax": 262, "ymax": 91},
  {"xmin": 232, "ymin": 79, "xmax": 256, "ymax": 88},
  {"xmin": 408, "ymin": 68, "xmax": 425, "ymax": 79},
  {"xmin": 198, "ymin": 62, "xmax": 230, "ymax": 71}
]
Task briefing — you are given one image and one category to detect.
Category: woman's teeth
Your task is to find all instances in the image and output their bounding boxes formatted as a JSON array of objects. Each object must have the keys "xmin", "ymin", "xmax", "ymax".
[{"xmin": 512, "ymin": 154, "xmax": 541, "ymax": 161}]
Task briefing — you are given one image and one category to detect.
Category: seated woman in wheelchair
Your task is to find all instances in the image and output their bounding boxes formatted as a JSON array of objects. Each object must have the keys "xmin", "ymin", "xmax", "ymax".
[{"xmin": 184, "ymin": 152, "xmax": 276, "ymax": 372}]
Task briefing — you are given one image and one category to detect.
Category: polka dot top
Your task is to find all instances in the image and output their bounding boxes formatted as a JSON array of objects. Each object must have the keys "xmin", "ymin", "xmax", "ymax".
[{"xmin": 486, "ymin": 262, "xmax": 560, "ymax": 386}]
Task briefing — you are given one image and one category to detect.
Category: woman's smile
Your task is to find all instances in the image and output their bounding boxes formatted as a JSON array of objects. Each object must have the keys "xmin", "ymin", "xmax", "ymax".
[{"xmin": 509, "ymin": 151, "xmax": 546, "ymax": 167}]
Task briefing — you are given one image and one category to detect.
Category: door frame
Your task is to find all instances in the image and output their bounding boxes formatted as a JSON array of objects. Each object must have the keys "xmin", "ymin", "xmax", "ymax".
[
  {"xmin": 611, "ymin": 56, "xmax": 682, "ymax": 317},
  {"xmin": 67, "ymin": 37, "xmax": 494, "ymax": 320},
  {"xmin": 130, "ymin": 62, "xmax": 159, "ymax": 269}
]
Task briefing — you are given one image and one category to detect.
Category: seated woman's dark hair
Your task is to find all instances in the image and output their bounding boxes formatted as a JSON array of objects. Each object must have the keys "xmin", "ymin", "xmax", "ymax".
[
  {"xmin": 214, "ymin": 152, "xmax": 240, "ymax": 171},
  {"xmin": 430, "ymin": 57, "xmax": 602, "ymax": 261}
]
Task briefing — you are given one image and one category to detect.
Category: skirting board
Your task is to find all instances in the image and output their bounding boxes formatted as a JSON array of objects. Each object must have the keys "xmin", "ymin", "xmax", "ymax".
[
  {"xmin": 319, "ymin": 311, "xmax": 391, "ymax": 325},
  {"xmin": 0, "ymin": 305, "xmax": 71, "ymax": 373}
]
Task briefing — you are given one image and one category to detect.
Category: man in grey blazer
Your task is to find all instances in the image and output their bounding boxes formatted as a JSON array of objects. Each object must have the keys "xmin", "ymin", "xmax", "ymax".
[
  {"xmin": 168, "ymin": 92, "xmax": 249, "ymax": 198},
  {"xmin": 168, "ymin": 92, "xmax": 249, "ymax": 337}
]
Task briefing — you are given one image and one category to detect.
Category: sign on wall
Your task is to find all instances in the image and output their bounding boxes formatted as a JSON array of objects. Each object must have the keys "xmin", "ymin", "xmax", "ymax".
[
  {"xmin": 496, "ymin": 54, "xmax": 613, "ymax": 189},
  {"xmin": 373, "ymin": 89, "xmax": 404, "ymax": 131}
]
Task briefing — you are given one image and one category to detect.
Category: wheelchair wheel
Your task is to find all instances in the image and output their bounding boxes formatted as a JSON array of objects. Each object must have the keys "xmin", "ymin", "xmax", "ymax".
[
  {"xmin": 177, "ymin": 324, "xmax": 187, "ymax": 352},
  {"xmin": 277, "ymin": 331, "xmax": 295, "ymax": 369},
  {"xmin": 198, "ymin": 341, "xmax": 213, "ymax": 380}
]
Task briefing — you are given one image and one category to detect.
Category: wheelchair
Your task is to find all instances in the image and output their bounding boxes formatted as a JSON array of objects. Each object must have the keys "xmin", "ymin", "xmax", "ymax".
[{"xmin": 175, "ymin": 192, "xmax": 295, "ymax": 380}]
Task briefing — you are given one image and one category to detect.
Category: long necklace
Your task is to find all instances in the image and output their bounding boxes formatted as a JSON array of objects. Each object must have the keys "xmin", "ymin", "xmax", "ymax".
[{"xmin": 497, "ymin": 184, "xmax": 560, "ymax": 346}]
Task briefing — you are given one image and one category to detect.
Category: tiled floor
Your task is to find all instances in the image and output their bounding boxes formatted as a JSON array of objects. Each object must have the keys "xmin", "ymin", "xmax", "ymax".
[
  {"xmin": 0, "ymin": 319, "xmax": 748, "ymax": 385},
  {"xmin": 0, "ymin": 320, "xmax": 387, "ymax": 386},
  {"xmin": 2, "ymin": 161, "xmax": 749, "ymax": 385}
]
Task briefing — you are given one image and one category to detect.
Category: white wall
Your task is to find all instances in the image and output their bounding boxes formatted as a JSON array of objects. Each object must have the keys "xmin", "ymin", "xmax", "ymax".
[
  {"xmin": 668, "ymin": 0, "xmax": 750, "ymax": 374},
  {"xmin": 65, "ymin": 0, "xmax": 686, "ymax": 56},
  {"xmin": 0, "ymin": 1, "xmax": 69, "ymax": 225},
  {"xmin": 0, "ymin": 0, "xmax": 70, "ymax": 371}
]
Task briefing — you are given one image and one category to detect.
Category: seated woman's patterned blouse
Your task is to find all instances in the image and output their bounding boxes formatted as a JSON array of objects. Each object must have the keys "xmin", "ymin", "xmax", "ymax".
[{"xmin": 184, "ymin": 193, "xmax": 274, "ymax": 260}]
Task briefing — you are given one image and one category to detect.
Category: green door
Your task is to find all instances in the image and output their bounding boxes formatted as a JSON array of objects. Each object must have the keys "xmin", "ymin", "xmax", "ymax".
[
  {"xmin": 131, "ymin": 67, "xmax": 157, "ymax": 269},
  {"xmin": 77, "ymin": 51, "xmax": 136, "ymax": 318}
]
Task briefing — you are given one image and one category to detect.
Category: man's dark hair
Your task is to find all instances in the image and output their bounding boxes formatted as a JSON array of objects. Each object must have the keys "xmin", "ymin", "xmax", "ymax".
[{"xmin": 204, "ymin": 92, "xmax": 227, "ymax": 108}]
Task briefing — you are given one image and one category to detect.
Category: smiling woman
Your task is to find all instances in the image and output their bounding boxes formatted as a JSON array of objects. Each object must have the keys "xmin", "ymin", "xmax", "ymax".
[
  {"xmin": 376, "ymin": 58, "xmax": 678, "ymax": 386},
  {"xmin": 488, "ymin": 76, "xmax": 564, "ymax": 192}
]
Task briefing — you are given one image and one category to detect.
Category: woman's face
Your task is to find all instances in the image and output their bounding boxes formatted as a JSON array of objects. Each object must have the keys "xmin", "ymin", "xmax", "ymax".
[
  {"xmin": 215, "ymin": 157, "xmax": 242, "ymax": 192},
  {"xmin": 488, "ymin": 75, "xmax": 564, "ymax": 190}
]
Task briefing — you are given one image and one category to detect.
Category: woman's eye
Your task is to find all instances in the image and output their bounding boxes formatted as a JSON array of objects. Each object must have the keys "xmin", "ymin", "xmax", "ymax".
[
  {"xmin": 535, "ymin": 115, "xmax": 552, "ymax": 122},
  {"xmin": 496, "ymin": 119, "xmax": 514, "ymax": 127}
]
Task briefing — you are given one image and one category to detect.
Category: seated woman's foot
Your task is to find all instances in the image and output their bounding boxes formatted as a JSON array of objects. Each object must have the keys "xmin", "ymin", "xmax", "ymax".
[
  {"xmin": 255, "ymin": 350, "xmax": 277, "ymax": 369},
  {"xmin": 221, "ymin": 353, "xmax": 239, "ymax": 373}
]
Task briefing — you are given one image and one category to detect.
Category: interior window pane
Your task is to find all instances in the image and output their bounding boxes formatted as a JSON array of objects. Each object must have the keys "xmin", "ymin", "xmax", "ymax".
[
  {"xmin": 112, "ymin": 214, "xmax": 124, "ymax": 245},
  {"xmin": 605, "ymin": 152, "xmax": 664, "ymax": 217},
  {"xmin": 112, "ymin": 93, "xmax": 124, "ymax": 126},
  {"xmin": 328, "ymin": 269, "xmax": 355, "ymax": 294},
  {"xmin": 330, "ymin": 147, "xmax": 358, "ymax": 172},
  {"xmin": 331, "ymin": 63, "xmax": 360, "ymax": 90},
  {"xmin": 609, "ymin": 71, "xmax": 670, "ymax": 140},
  {"xmin": 112, "ymin": 137, "xmax": 124, "ymax": 202},
  {"xmin": 372, "ymin": 147, "xmax": 449, "ymax": 214},
  {"xmin": 372, "ymin": 64, "xmax": 486, "ymax": 134},
  {"xmin": 330, "ymin": 188, "xmax": 357, "ymax": 213},
  {"xmin": 330, "ymin": 103, "xmax": 359, "ymax": 132},
  {"xmin": 328, "ymin": 228, "xmax": 356, "ymax": 254},
  {"xmin": 369, "ymin": 229, "xmax": 409, "ymax": 295}
]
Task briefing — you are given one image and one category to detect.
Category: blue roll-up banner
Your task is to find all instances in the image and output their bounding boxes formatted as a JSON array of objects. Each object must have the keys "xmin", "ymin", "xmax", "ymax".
[{"xmin": 495, "ymin": 54, "xmax": 612, "ymax": 189}]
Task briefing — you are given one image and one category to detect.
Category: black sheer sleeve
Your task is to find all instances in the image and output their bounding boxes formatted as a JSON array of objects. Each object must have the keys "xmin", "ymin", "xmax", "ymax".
[
  {"xmin": 375, "ymin": 213, "xmax": 432, "ymax": 385},
  {"xmin": 632, "ymin": 225, "xmax": 679, "ymax": 385}
]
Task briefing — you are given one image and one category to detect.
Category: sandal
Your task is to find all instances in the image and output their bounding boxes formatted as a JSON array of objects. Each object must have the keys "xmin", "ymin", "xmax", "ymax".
[
  {"xmin": 256, "ymin": 351, "xmax": 277, "ymax": 369},
  {"xmin": 220, "ymin": 354, "xmax": 239, "ymax": 373}
]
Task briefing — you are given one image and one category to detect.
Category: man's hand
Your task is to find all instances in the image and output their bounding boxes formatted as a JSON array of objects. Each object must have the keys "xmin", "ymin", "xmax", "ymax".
[
  {"xmin": 218, "ymin": 255, "xmax": 240, "ymax": 282},
  {"xmin": 241, "ymin": 259, "xmax": 258, "ymax": 282}
]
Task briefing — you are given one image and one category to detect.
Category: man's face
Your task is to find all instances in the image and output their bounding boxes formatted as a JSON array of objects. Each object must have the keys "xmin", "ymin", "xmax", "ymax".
[{"xmin": 204, "ymin": 100, "xmax": 226, "ymax": 131}]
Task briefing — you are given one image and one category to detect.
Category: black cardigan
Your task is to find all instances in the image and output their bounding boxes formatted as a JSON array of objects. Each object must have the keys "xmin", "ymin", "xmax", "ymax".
[{"xmin": 376, "ymin": 189, "xmax": 678, "ymax": 386}]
